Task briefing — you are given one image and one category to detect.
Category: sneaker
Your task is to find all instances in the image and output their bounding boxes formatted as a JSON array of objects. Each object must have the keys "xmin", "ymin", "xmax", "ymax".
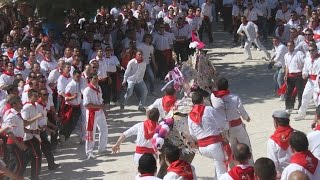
[
  {"xmin": 59, "ymin": 135, "xmax": 65, "ymax": 144},
  {"xmin": 279, "ymin": 95, "xmax": 285, "ymax": 101},
  {"xmin": 48, "ymin": 163, "xmax": 61, "ymax": 170},
  {"xmin": 86, "ymin": 153, "xmax": 95, "ymax": 160},
  {"xmin": 138, "ymin": 106, "xmax": 146, "ymax": 112}
]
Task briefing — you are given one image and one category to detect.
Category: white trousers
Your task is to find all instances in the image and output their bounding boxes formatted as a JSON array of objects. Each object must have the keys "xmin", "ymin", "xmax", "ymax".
[
  {"xmin": 298, "ymin": 79, "xmax": 317, "ymax": 116},
  {"xmin": 244, "ymin": 38, "xmax": 269, "ymax": 59},
  {"xmin": 85, "ymin": 110, "xmax": 108, "ymax": 155},
  {"xmin": 74, "ymin": 103, "xmax": 87, "ymax": 141},
  {"xmin": 199, "ymin": 142, "xmax": 227, "ymax": 180},
  {"xmin": 228, "ymin": 124, "xmax": 254, "ymax": 165}
]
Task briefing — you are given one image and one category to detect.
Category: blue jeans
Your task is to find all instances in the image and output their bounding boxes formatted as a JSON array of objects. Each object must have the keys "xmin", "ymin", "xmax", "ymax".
[
  {"xmin": 121, "ymin": 81, "xmax": 148, "ymax": 107},
  {"xmin": 273, "ymin": 67, "xmax": 284, "ymax": 93},
  {"xmin": 145, "ymin": 64, "xmax": 155, "ymax": 93}
]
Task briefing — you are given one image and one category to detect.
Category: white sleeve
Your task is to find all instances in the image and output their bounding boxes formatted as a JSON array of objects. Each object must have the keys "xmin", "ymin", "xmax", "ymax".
[
  {"xmin": 267, "ymin": 139, "xmax": 280, "ymax": 172},
  {"xmin": 40, "ymin": 61, "xmax": 48, "ymax": 72},
  {"xmin": 82, "ymin": 89, "xmax": 91, "ymax": 107},
  {"xmin": 211, "ymin": 107, "xmax": 228, "ymax": 132},
  {"xmin": 148, "ymin": 98, "xmax": 160, "ymax": 110},
  {"xmin": 237, "ymin": 96, "xmax": 249, "ymax": 120},
  {"xmin": 57, "ymin": 76, "xmax": 64, "ymax": 94},
  {"xmin": 21, "ymin": 107, "xmax": 30, "ymax": 120},
  {"xmin": 123, "ymin": 123, "xmax": 140, "ymax": 137},
  {"xmin": 0, "ymin": 75, "xmax": 6, "ymax": 87}
]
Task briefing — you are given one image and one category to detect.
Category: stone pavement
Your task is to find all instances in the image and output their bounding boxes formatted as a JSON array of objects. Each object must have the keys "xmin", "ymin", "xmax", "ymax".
[{"xmin": 37, "ymin": 26, "xmax": 316, "ymax": 180}]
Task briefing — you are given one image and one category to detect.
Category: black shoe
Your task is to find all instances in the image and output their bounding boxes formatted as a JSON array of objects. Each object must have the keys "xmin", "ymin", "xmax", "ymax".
[
  {"xmin": 138, "ymin": 106, "xmax": 146, "ymax": 112},
  {"xmin": 48, "ymin": 163, "xmax": 61, "ymax": 170}
]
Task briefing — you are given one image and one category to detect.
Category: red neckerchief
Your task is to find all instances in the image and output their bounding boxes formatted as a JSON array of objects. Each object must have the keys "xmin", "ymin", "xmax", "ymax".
[
  {"xmin": 88, "ymin": 83, "xmax": 100, "ymax": 95},
  {"xmin": 167, "ymin": 15, "xmax": 175, "ymax": 19},
  {"xmin": 136, "ymin": 58, "xmax": 143, "ymax": 64},
  {"xmin": 228, "ymin": 165, "xmax": 254, "ymax": 180},
  {"xmin": 62, "ymin": 73, "xmax": 71, "ymax": 79},
  {"xmin": 37, "ymin": 100, "xmax": 46, "ymax": 108},
  {"xmin": 213, "ymin": 90, "xmax": 230, "ymax": 98},
  {"xmin": 140, "ymin": 173, "xmax": 154, "ymax": 177},
  {"xmin": 189, "ymin": 104, "xmax": 206, "ymax": 125},
  {"xmin": 15, "ymin": 66, "xmax": 25, "ymax": 71},
  {"xmin": 143, "ymin": 119, "xmax": 157, "ymax": 140},
  {"xmin": 2, "ymin": 70, "xmax": 14, "ymax": 76},
  {"xmin": 162, "ymin": 95, "xmax": 177, "ymax": 112},
  {"xmin": 167, "ymin": 160, "xmax": 193, "ymax": 180},
  {"xmin": 314, "ymin": 124, "xmax": 320, "ymax": 131},
  {"xmin": 270, "ymin": 126, "xmax": 293, "ymax": 150},
  {"xmin": 291, "ymin": 151, "xmax": 318, "ymax": 174},
  {"xmin": 305, "ymin": 39, "xmax": 310, "ymax": 46},
  {"xmin": 6, "ymin": 51, "xmax": 14, "ymax": 59},
  {"xmin": 187, "ymin": 15, "xmax": 194, "ymax": 19},
  {"xmin": 43, "ymin": 56, "xmax": 51, "ymax": 62}
]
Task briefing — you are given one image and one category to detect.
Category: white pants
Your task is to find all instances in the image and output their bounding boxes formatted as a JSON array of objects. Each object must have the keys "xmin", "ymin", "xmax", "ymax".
[
  {"xmin": 74, "ymin": 103, "xmax": 87, "ymax": 141},
  {"xmin": 85, "ymin": 110, "xmax": 108, "ymax": 155},
  {"xmin": 298, "ymin": 79, "xmax": 317, "ymax": 116},
  {"xmin": 199, "ymin": 143, "xmax": 227, "ymax": 180},
  {"xmin": 228, "ymin": 124, "xmax": 254, "ymax": 165},
  {"xmin": 244, "ymin": 38, "xmax": 269, "ymax": 59}
]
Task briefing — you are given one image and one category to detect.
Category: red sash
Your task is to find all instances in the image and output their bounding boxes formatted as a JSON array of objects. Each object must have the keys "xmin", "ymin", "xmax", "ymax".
[
  {"xmin": 310, "ymin": 75, "xmax": 317, "ymax": 80},
  {"xmin": 291, "ymin": 151, "xmax": 319, "ymax": 174},
  {"xmin": 143, "ymin": 119, "xmax": 157, "ymax": 140},
  {"xmin": 2, "ymin": 70, "xmax": 14, "ymax": 76},
  {"xmin": 198, "ymin": 135, "xmax": 223, "ymax": 147},
  {"xmin": 135, "ymin": 146, "xmax": 155, "ymax": 154},
  {"xmin": 213, "ymin": 90, "xmax": 230, "ymax": 98},
  {"xmin": 167, "ymin": 160, "xmax": 193, "ymax": 180},
  {"xmin": 86, "ymin": 108, "xmax": 100, "ymax": 141},
  {"xmin": 270, "ymin": 126, "xmax": 293, "ymax": 150},
  {"xmin": 162, "ymin": 95, "xmax": 176, "ymax": 112},
  {"xmin": 229, "ymin": 118, "xmax": 242, "ymax": 127},
  {"xmin": 228, "ymin": 166, "xmax": 255, "ymax": 180},
  {"xmin": 7, "ymin": 137, "xmax": 23, "ymax": 145},
  {"xmin": 60, "ymin": 103, "xmax": 74, "ymax": 125},
  {"xmin": 189, "ymin": 104, "xmax": 205, "ymax": 125}
]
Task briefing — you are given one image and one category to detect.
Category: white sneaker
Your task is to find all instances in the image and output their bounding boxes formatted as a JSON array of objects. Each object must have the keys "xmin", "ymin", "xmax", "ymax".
[
  {"xmin": 279, "ymin": 95, "xmax": 285, "ymax": 101},
  {"xmin": 285, "ymin": 109, "xmax": 292, "ymax": 113},
  {"xmin": 86, "ymin": 153, "xmax": 95, "ymax": 160}
]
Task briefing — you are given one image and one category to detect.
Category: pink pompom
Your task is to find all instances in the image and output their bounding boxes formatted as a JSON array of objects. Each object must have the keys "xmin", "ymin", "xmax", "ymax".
[
  {"xmin": 162, "ymin": 124, "xmax": 170, "ymax": 132},
  {"xmin": 153, "ymin": 133, "xmax": 159, "ymax": 139},
  {"xmin": 159, "ymin": 121, "xmax": 165, "ymax": 126},
  {"xmin": 165, "ymin": 118, "xmax": 174, "ymax": 126},
  {"xmin": 151, "ymin": 138, "xmax": 156, "ymax": 145},
  {"xmin": 156, "ymin": 125, "xmax": 161, "ymax": 133},
  {"xmin": 158, "ymin": 128, "xmax": 168, "ymax": 138},
  {"xmin": 156, "ymin": 137, "xmax": 164, "ymax": 149}
]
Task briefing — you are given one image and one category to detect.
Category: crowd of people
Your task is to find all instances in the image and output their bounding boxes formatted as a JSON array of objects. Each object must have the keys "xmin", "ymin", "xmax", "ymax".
[{"xmin": 0, "ymin": 0, "xmax": 319, "ymax": 179}]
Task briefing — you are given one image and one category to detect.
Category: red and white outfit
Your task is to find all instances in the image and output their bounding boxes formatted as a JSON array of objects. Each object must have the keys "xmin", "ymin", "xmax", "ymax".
[
  {"xmin": 82, "ymin": 83, "xmax": 108, "ymax": 155},
  {"xmin": 281, "ymin": 151, "xmax": 320, "ymax": 180},
  {"xmin": 187, "ymin": 104, "xmax": 228, "ymax": 179},
  {"xmin": 57, "ymin": 73, "xmax": 72, "ymax": 96},
  {"xmin": 163, "ymin": 15, "xmax": 178, "ymax": 28},
  {"xmin": 40, "ymin": 58, "xmax": 58, "ymax": 75},
  {"xmin": 123, "ymin": 119, "xmax": 157, "ymax": 165},
  {"xmin": 211, "ymin": 90, "xmax": 253, "ymax": 164},
  {"xmin": 307, "ymin": 125, "xmax": 320, "ymax": 159},
  {"xmin": 219, "ymin": 164, "xmax": 254, "ymax": 180},
  {"xmin": 0, "ymin": 71, "xmax": 15, "ymax": 87},
  {"xmin": 163, "ymin": 160, "xmax": 197, "ymax": 180},
  {"xmin": 148, "ymin": 95, "xmax": 177, "ymax": 119},
  {"xmin": 21, "ymin": 102, "xmax": 41, "ymax": 141},
  {"xmin": 14, "ymin": 66, "xmax": 29, "ymax": 80},
  {"xmin": 267, "ymin": 125, "xmax": 293, "ymax": 173}
]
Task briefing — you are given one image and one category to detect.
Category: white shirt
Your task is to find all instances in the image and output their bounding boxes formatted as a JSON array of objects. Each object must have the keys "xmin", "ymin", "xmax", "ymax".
[
  {"xmin": 188, "ymin": 106, "xmax": 227, "ymax": 140},
  {"xmin": 302, "ymin": 56, "xmax": 320, "ymax": 77},
  {"xmin": 93, "ymin": 57, "xmax": 108, "ymax": 79},
  {"xmin": 57, "ymin": 74, "xmax": 72, "ymax": 95},
  {"xmin": 14, "ymin": 67, "xmax": 29, "ymax": 80},
  {"xmin": 40, "ymin": 59, "xmax": 58, "ymax": 74},
  {"xmin": 153, "ymin": 32, "xmax": 174, "ymax": 50},
  {"xmin": 2, "ymin": 108, "xmax": 24, "ymax": 139},
  {"xmin": 267, "ymin": 138, "xmax": 292, "ymax": 173},
  {"xmin": 287, "ymin": 19, "xmax": 300, "ymax": 29},
  {"xmin": 157, "ymin": 10, "xmax": 168, "ymax": 19},
  {"xmin": 273, "ymin": 43, "xmax": 288, "ymax": 68},
  {"xmin": 137, "ymin": 43, "xmax": 154, "ymax": 65},
  {"xmin": 275, "ymin": 25, "xmax": 290, "ymax": 44},
  {"xmin": 281, "ymin": 159, "xmax": 320, "ymax": 180},
  {"xmin": 295, "ymin": 40, "xmax": 309, "ymax": 55},
  {"xmin": 21, "ymin": 102, "xmax": 40, "ymax": 141},
  {"xmin": 307, "ymin": 130, "xmax": 320, "ymax": 159},
  {"xmin": 148, "ymin": 97, "xmax": 171, "ymax": 120},
  {"xmin": 83, "ymin": 85, "xmax": 103, "ymax": 108},
  {"xmin": 201, "ymin": 3, "xmax": 213, "ymax": 22},
  {"xmin": 105, "ymin": 56, "xmax": 120, "ymax": 73},
  {"xmin": 47, "ymin": 68, "xmax": 61, "ymax": 84},
  {"xmin": 171, "ymin": 24, "xmax": 192, "ymax": 39},
  {"xmin": 124, "ymin": 59, "xmax": 147, "ymax": 84},
  {"xmin": 211, "ymin": 93, "xmax": 250, "ymax": 123},
  {"xmin": 220, "ymin": 164, "xmax": 253, "ymax": 180},
  {"xmin": 293, "ymin": 35, "xmax": 305, "ymax": 46},
  {"xmin": 237, "ymin": 21, "xmax": 258, "ymax": 41},
  {"xmin": 136, "ymin": 29, "xmax": 145, "ymax": 43},
  {"xmin": 244, "ymin": 8, "xmax": 263, "ymax": 21},
  {"xmin": 267, "ymin": 0, "xmax": 278, "ymax": 9},
  {"xmin": 284, "ymin": 50, "xmax": 305, "ymax": 73},
  {"xmin": 275, "ymin": 9, "xmax": 291, "ymax": 23},
  {"xmin": 0, "ymin": 73, "xmax": 14, "ymax": 87},
  {"xmin": 36, "ymin": 102, "xmax": 48, "ymax": 127},
  {"xmin": 186, "ymin": 16, "xmax": 202, "ymax": 31},
  {"xmin": 163, "ymin": 15, "xmax": 178, "ymax": 28},
  {"xmin": 65, "ymin": 79, "xmax": 81, "ymax": 106},
  {"xmin": 135, "ymin": 175, "xmax": 161, "ymax": 180},
  {"xmin": 232, "ymin": 4, "xmax": 245, "ymax": 17},
  {"xmin": 123, "ymin": 122, "xmax": 153, "ymax": 148},
  {"xmin": 254, "ymin": 1, "xmax": 271, "ymax": 17}
]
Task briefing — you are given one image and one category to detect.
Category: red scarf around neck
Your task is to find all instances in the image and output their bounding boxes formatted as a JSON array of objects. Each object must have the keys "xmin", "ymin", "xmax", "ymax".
[
  {"xmin": 228, "ymin": 165, "xmax": 255, "ymax": 180},
  {"xmin": 88, "ymin": 83, "xmax": 100, "ymax": 95},
  {"xmin": 143, "ymin": 119, "xmax": 157, "ymax": 140},
  {"xmin": 162, "ymin": 95, "xmax": 176, "ymax": 112},
  {"xmin": 213, "ymin": 90, "xmax": 230, "ymax": 98},
  {"xmin": 62, "ymin": 73, "xmax": 71, "ymax": 78},
  {"xmin": 15, "ymin": 66, "xmax": 25, "ymax": 71},
  {"xmin": 136, "ymin": 58, "xmax": 143, "ymax": 64},
  {"xmin": 189, "ymin": 104, "xmax": 205, "ymax": 125},
  {"xmin": 2, "ymin": 70, "xmax": 14, "ymax": 76},
  {"xmin": 291, "ymin": 151, "xmax": 318, "ymax": 174},
  {"xmin": 167, "ymin": 160, "xmax": 193, "ymax": 180},
  {"xmin": 7, "ymin": 51, "xmax": 14, "ymax": 59},
  {"xmin": 270, "ymin": 126, "xmax": 293, "ymax": 150}
]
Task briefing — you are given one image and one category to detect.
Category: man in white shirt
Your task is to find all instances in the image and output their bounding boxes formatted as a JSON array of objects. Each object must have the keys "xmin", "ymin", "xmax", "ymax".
[
  {"xmin": 232, "ymin": 0, "xmax": 245, "ymax": 46},
  {"xmin": 296, "ymin": 44, "xmax": 320, "ymax": 120},
  {"xmin": 121, "ymin": 50, "xmax": 148, "ymax": 112},
  {"xmin": 200, "ymin": 0, "xmax": 214, "ymax": 43},
  {"xmin": 135, "ymin": 153, "xmax": 161, "ymax": 180},
  {"xmin": 284, "ymin": 41, "xmax": 305, "ymax": 112},
  {"xmin": 289, "ymin": 28, "xmax": 304, "ymax": 47},
  {"xmin": 276, "ymin": 2, "xmax": 291, "ymax": 23},
  {"xmin": 0, "ymin": 62, "xmax": 15, "ymax": 89},
  {"xmin": 281, "ymin": 131, "xmax": 320, "ymax": 180},
  {"xmin": 267, "ymin": 110, "xmax": 293, "ymax": 174},
  {"xmin": 270, "ymin": 37, "xmax": 288, "ymax": 99},
  {"xmin": 307, "ymin": 106, "xmax": 320, "ymax": 159},
  {"xmin": 287, "ymin": 11, "xmax": 300, "ymax": 29},
  {"xmin": 56, "ymin": 62, "xmax": 72, "ymax": 115},
  {"xmin": 188, "ymin": 92, "xmax": 228, "ymax": 179},
  {"xmin": 40, "ymin": 49, "xmax": 58, "ymax": 75},
  {"xmin": 237, "ymin": 16, "xmax": 271, "ymax": 60},
  {"xmin": 275, "ymin": 20, "xmax": 290, "ymax": 45}
]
